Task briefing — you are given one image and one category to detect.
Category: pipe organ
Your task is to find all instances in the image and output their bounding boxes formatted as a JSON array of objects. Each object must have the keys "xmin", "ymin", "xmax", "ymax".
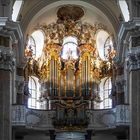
[
  {"xmin": 24, "ymin": 5, "xmax": 116, "ymax": 130},
  {"xmin": 35, "ymin": 43, "xmax": 107, "ymax": 100}
]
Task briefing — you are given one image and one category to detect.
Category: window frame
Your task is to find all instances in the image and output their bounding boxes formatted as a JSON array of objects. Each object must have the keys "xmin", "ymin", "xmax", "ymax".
[{"xmin": 61, "ymin": 36, "xmax": 79, "ymax": 60}]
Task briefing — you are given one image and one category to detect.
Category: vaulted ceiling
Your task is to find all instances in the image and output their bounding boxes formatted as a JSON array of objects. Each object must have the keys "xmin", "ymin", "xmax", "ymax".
[{"xmin": 19, "ymin": 0, "xmax": 122, "ymax": 37}]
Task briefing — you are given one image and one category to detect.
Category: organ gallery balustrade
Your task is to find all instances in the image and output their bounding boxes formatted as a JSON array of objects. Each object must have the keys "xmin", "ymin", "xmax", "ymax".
[{"xmin": 12, "ymin": 104, "xmax": 130, "ymax": 130}]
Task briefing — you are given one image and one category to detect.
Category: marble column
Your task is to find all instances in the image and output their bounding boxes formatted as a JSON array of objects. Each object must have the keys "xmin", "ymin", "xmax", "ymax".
[
  {"xmin": 130, "ymin": 70, "xmax": 140, "ymax": 140},
  {"xmin": 0, "ymin": 46, "xmax": 15, "ymax": 140},
  {"xmin": 0, "ymin": 17, "xmax": 23, "ymax": 140},
  {"xmin": 127, "ymin": 48, "xmax": 140, "ymax": 140},
  {"xmin": 115, "ymin": 19, "xmax": 140, "ymax": 140}
]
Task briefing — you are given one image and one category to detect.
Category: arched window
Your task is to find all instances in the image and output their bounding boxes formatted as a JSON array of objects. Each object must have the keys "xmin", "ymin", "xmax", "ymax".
[
  {"xmin": 28, "ymin": 76, "xmax": 47, "ymax": 109},
  {"xmin": 61, "ymin": 36, "xmax": 79, "ymax": 60},
  {"xmin": 104, "ymin": 36, "xmax": 113, "ymax": 60},
  {"xmin": 26, "ymin": 36, "xmax": 36, "ymax": 57},
  {"xmin": 99, "ymin": 77, "xmax": 112, "ymax": 109},
  {"xmin": 96, "ymin": 30, "xmax": 113, "ymax": 60},
  {"xmin": 26, "ymin": 30, "xmax": 45, "ymax": 60},
  {"xmin": 119, "ymin": 0, "xmax": 130, "ymax": 22},
  {"xmin": 28, "ymin": 76, "xmax": 40, "ymax": 109}
]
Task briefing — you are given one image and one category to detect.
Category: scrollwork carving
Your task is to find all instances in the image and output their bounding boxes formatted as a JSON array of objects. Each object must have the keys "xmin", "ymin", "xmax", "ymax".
[
  {"xmin": 0, "ymin": 47, "xmax": 15, "ymax": 71},
  {"xmin": 127, "ymin": 47, "xmax": 140, "ymax": 71},
  {"xmin": 132, "ymin": 36, "xmax": 140, "ymax": 47},
  {"xmin": 16, "ymin": 76, "xmax": 25, "ymax": 94},
  {"xmin": 38, "ymin": 20, "xmax": 106, "ymax": 47}
]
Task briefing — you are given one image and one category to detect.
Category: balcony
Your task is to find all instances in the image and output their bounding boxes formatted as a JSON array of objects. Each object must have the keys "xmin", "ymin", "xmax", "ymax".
[
  {"xmin": 87, "ymin": 105, "xmax": 130, "ymax": 130},
  {"xmin": 12, "ymin": 104, "xmax": 130, "ymax": 131}
]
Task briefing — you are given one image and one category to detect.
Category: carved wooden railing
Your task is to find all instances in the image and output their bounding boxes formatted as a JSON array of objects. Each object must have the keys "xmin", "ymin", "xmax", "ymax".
[{"xmin": 12, "ymin": 104, "xmax": 130, "ymax": 130}]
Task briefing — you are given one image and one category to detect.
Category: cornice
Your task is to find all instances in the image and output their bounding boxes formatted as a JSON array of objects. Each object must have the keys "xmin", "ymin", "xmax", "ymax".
[
  {"xmin": 115, "ymin": 18, "xmax": 140, "ymax": 65},
  {"xmin": 0, "ymin": 17, "xmax": 26, "ymax": 68}
]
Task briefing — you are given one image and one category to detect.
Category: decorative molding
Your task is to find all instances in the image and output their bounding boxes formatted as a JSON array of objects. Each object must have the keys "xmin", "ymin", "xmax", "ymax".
[
  {"xmin": 115, "ymin": 75, "xmax": 125, "ymax": 93},
  {"xmin": 96, "ymin": 110, "xmax": 116, "ymax": 128},
  {"xmin": 115, "ymin": 18, "xmax": 140, "ymax": 65},
  {"xmin": 132, "ymin": 36, "xmax": 140, "ymax": 47},
  {"xmin": 87, "ymin": 109, "xmax": 116, "ymax": 130},
  {"xmin": 36, "ymin": 20, "xmax": 106, "ymax": 46},
  {"xmin": 26, "ymin": 108, "xmax": 55, "ymax": 130},
  {"xmin": 12, "ymin": 105, "xmax": 26, "ymax": 126},
  {"xmin": 0, "ymin": 46, "xmax": 15, "ymax": 71},
  {"xmin": 116, "ymin": 105, "xmax": 130, "ymax": 126},
  {"xmin": 126, "ymin": 47, "xmax": 140, "ymax": 71},
  {"xmin": 0, "ymin": 18, "xmax": 24, "ymax": 67},
  {"xmin": 12, "ymin": 105, "xmax": 130, "ymax": 130},
  {"xmin": 57, "ymin": 5, "xmax": 84, "ymax": 21},
  {"xmin": 16, "ymin": 75, "xmax": 25, "ymax": 94},
  {"xmin": 0, "ymin": 17, "xmax": 8, "ymax": 27}
]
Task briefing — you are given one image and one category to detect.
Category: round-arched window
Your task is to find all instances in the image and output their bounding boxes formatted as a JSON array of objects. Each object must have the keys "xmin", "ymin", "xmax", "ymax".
[
  {"xmin": 99, "ymin": 77, "xmax": 112, "ymax": 109},
  {"xmin": 61, "ymin": 36, "xmax": 79, "ymax": 60},
  {"xmin": 26, "ymin": 30, "xmax": 45, "ymax": 60},
  {"xmin": 96, "ymin": 30, "xmax": 113, "ymax": 60}
]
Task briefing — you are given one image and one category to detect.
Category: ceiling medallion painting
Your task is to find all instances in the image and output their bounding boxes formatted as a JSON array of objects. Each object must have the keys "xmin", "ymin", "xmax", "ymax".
[
  {"xmin": 25, "ymin": 5, "xmax": 116, "ymax": 130},
  {"xmin": 57, "ymin": 5, "xmax": 84, "ymax": 21}
]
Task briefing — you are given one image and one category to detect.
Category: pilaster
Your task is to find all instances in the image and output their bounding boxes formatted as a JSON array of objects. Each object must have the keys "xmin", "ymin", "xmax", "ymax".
[
  {"xmin": 116, "ymin": 19, "xmax": 140, "ymax": 140},
  {"xmin": 129, "ymin": 69, "xmax": 140, "ymax": 140},
  {"xmin": 115, "ymin": 66, "xmax": 125, "ymax": 105},
  {"xmin": 126, "ymin": 47, "xmax": 140, "ymax": 140},
  {"xmin": 0, "ymin": 17, "xmax": 23, "ymax": 140},
  {"xmin": 0, "ymin": 46, "xmax": 15, "ymax": 140},
  {"xmin": 16, "ymin": 75, "xmax": 25, "ymax": 105}
]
